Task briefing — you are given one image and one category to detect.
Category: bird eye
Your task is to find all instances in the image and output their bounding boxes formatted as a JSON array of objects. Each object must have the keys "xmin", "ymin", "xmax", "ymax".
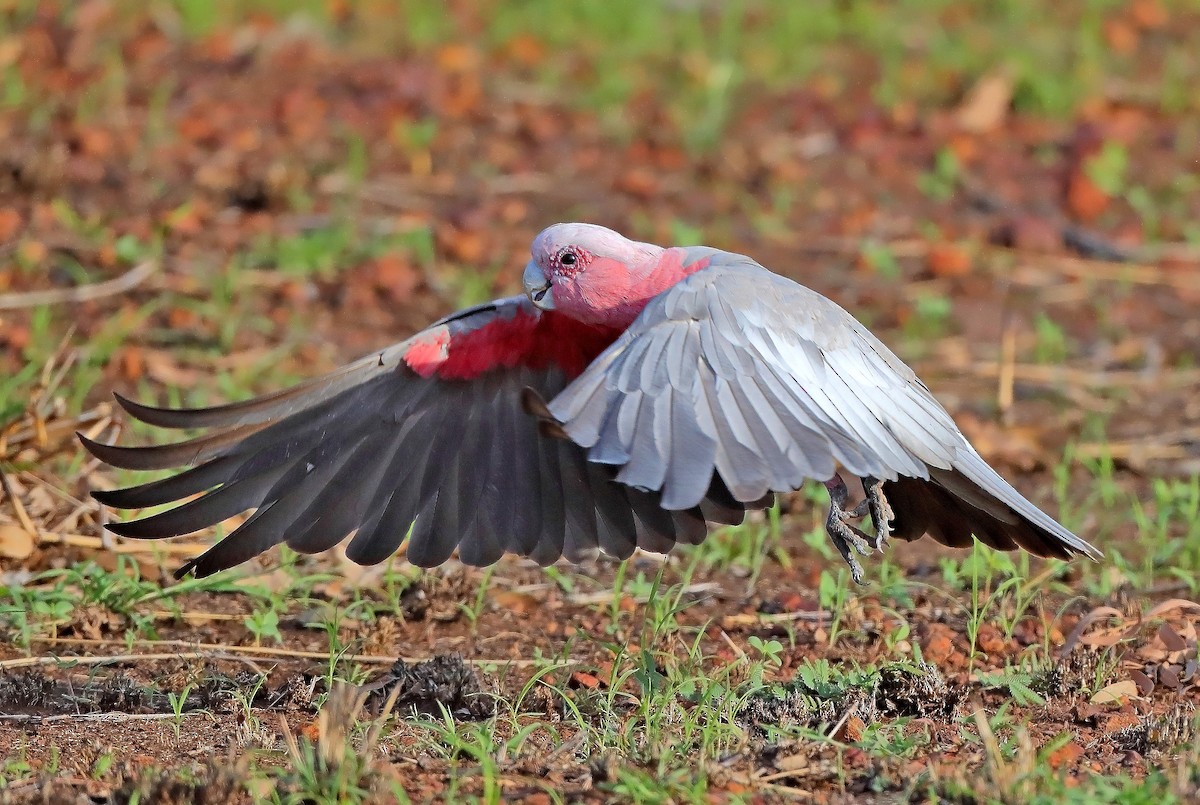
[{"xmin": 559, "ymin": 250, "xmax": 577, "ymax": 266}]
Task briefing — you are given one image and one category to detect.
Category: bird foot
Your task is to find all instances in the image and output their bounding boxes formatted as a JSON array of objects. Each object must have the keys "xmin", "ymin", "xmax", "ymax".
[
  {"xmin": 823, "ymin": 476, "xmax": 875, "ymax": 584},
  {"xmin": 823, "ymin": 475, "xmax": 895, "ymax": 584},
  {"xmin": 860, "ymin": 475, "xmax": 894, "ymax": 551},
  {"xmin": 826, "ymin": 510, "xmax": 873, "ymax": 585}
]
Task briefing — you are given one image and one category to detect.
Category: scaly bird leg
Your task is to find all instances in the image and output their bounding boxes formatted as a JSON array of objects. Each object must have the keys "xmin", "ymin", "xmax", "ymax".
[
  {"xmin": 858, "ymin": 475, "xmax": 894, "ymax": 551},
  {"xmin": 822, "ymin": 474, "xmax": 876, "ymax": 584}
]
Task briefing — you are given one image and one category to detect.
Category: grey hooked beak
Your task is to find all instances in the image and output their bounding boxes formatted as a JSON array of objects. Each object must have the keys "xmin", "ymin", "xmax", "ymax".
[{"xmin": 522, "ymin": 261, "xmax": 555, "ymax": 310}]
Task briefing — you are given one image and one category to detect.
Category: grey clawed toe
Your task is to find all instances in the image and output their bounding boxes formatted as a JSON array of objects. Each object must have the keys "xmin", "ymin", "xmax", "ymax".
[
  {"xmin": 860, "ymin": 475, "xmax": 894, "ymax": 551},
  {"xmin": 822, "ymin": 474, "xmax": 895, "ymax": 584}
]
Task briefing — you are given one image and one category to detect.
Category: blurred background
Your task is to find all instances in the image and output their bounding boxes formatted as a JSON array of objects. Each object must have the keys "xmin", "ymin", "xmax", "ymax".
[{"xmin": 1, "ymin": 1, "xmax": 1200, "ymax": 800}]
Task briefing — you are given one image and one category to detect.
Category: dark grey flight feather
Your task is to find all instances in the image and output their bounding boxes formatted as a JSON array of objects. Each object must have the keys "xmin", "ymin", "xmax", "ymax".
[
  {"xmin": 83, "ymin": 296, "xmax": 760, "ymax": 578},
  {"xmin": 547, "ymin": 250, "xmax": 1101, "ymax": 563}
]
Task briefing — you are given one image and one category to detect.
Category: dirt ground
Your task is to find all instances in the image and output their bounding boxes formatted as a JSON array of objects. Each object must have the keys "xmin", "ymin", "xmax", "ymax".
[{"xmin": 2, "ymin": 2, "xmax": 1200, "ymax": 803}]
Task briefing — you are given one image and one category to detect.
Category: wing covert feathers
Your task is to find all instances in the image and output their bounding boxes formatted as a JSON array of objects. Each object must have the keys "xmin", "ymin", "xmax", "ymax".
[{"xmin": 547, "ymin": 257, "xmax": 1100, "ymax": 563}]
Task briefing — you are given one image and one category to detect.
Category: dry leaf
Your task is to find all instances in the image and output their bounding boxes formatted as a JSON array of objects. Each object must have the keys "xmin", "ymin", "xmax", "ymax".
[
  {"xmin": 489, "ymin": 589, "xmax": 541, "ymax": 615},
  {"xmin": 926, "ymin": 241, "xmax": 972, "ymax": 278},
  {"xmin": 570, "ymin": 671, "xmax": 601, "ymax": 690},
  {"xmin": 1046, "ymin": 740, "xmax": 1084, "ymax": 769},
  {"xmin": 0, "ymin": 207, "xmax": 23, "ymax": 241},
  {"xmin": 1130, "ymin": 0, "xmax": 1168, "ymax": 29},
  {"xmin": 1145, "ymin": 599, "xmax": 1200, "ymax": 619},
  {"xmin": 955, "ymin": 69, "xmax": 1013, "ymax": 133},
  {"xmin": 1158, "ymin": 623, "xmax": 1187, "ymax": 652},
  {"xmin": 835, "ymin": 715, "xmax": 866, "ymax": 743},
  {"xmin": 1066, "ymin": 169, "xmax": 1109, "ymax": 222},
  {"xmin": 0, "ymin": 524, "xmax": 34, "ymax": 559},
  {"xmin": 25, "ymin": 485, "xmax": 55, "ymax": 517},
  {"xmin": 1081, "ymin": 625, "xmax": 1129, "ymax": 650},
  {"xmin": 300, "ymin": 719, "xmax": 321, "ymax": 742},
  {"xmin": 775, "ymin": 752, "xmax": 812, "ymax": 773},
  {"xmin": 1091, "ymin": 679, "xmax": 1139, "ymax": 704},
  {"xmin": 922, "ymin": 622, "xmax": 957, "ymax": 664},
  {"xmin": 1129, "ymin": 668, "xmax": 1155, "ymax": 697},
  {"xmin": 1103, "ymin": 19, "xmax": 1139, "ymax": 54},
  {"xmin": 1158, "ymin": 665, "xmax": 1181, "ymax": 690}
]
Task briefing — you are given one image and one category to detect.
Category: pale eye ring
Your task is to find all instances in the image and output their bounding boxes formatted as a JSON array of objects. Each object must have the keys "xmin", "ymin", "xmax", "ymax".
[{"xmin": 559, "ymin": 250, "xmax": 577, "ymax": 266}]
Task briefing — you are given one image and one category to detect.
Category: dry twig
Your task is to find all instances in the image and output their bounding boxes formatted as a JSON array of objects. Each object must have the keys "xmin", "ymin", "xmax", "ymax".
[
  {"xmin": 0, "ymin": 260, "xmax": 157, "ymax": 310},
  {"xmin": 4, "ymin": 638, "xmax": 549, "ymax": 670}
]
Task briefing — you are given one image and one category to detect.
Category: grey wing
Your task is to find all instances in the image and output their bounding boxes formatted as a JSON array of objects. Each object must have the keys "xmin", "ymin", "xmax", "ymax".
[
  {"xmin": 81, "ymin": 299, "xmax": 734, "ymax": 578},
  {"xmin": 547, "ymin": 256, "xmax": 1100, "ymax": 561}
]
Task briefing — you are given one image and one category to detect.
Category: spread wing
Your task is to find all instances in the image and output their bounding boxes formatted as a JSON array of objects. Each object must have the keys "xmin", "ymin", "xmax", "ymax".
[
  {"xmin": 83, "ymin": 297, "xmax": 755, "ymax": 578},
  {"xmin": 547, "ymin": 254, "xmax": 1100, "ymax": 560}
]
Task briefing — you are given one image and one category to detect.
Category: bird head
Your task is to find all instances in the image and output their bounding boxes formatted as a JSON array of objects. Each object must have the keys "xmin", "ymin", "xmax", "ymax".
[{"xmin": 523, "ymin": 223, "xmax": 667, "ymax": 328}]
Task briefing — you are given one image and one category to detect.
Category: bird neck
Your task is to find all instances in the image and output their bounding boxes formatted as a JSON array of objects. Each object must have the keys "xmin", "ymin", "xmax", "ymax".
[{"xmin": 603, "ymin": 247, "xmax": 712, "ymax": 328}]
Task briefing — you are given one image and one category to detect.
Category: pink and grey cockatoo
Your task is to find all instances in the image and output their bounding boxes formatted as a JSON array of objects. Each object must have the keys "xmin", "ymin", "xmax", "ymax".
[{"xmin": 82, "ymin": 223, "xmax": 1101, "ymax": 582}]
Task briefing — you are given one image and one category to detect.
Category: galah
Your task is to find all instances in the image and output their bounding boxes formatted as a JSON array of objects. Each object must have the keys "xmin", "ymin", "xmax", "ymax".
[{"xmin": 82, "ymin": 223, "xmax": 1101, "ymax": 582}]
